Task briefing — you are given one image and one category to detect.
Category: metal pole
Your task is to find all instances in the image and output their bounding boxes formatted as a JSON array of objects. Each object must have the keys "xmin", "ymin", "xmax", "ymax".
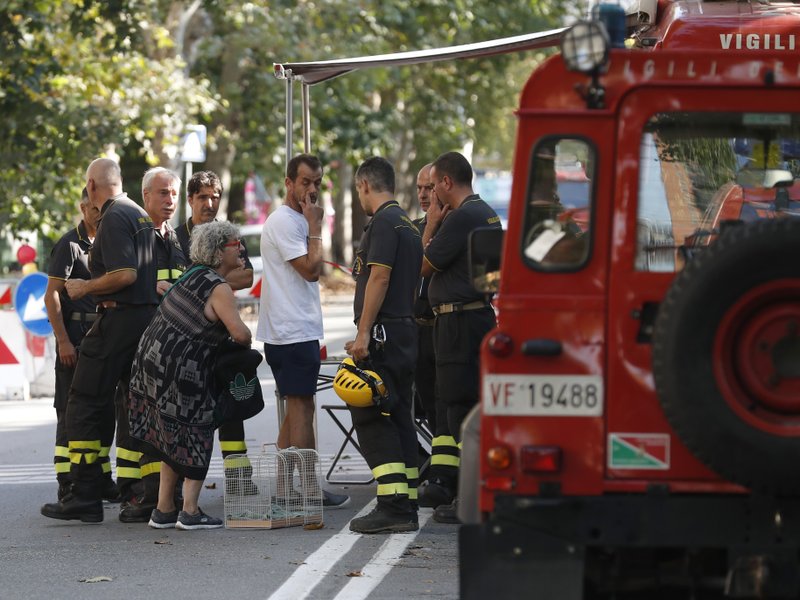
[
  {"xmin": 181, "ymin": 161, "xmax": 193, "ymax": 227},
  {"xmin": 302, "ymin": 83, "xmax": 311, "ymax": 153},
  {"xmin": 285, "ymin": 71, "xmax": 293, "ymax": 168}
]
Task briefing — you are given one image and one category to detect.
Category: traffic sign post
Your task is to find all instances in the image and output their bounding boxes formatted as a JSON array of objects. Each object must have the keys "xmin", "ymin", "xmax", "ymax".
[
  {"xmin": 14, "ymin": 272, "xmax": 52, "ymax": 337},
  {"xmin": 178, "ymin": 124, "xmax": 208, "ymax": 225}
]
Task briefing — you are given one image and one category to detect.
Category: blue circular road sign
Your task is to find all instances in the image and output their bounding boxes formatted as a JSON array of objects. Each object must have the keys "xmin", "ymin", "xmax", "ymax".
[{"xmin": 14, "ymin": 272, "xmax": 53, "ymax": 336}]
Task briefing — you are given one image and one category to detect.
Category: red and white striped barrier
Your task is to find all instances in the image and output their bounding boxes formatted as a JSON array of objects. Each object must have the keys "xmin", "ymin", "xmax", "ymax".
[
  {"xmin": 0, "ymin": 282, "xmax": 12, "ymax": 306},
  {"xmin": 0, "ymin": 311, "xmax": 31, "ymax": 401}
]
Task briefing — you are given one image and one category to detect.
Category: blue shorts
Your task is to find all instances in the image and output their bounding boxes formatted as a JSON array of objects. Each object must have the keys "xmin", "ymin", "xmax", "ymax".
[{"xmin": 264, "ymin": 340, "xmax": 321, "ymax": 397}]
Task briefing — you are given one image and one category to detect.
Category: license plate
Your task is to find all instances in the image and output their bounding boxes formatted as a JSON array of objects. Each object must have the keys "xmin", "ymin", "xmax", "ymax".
[{"xmin": 483, "ymin": 374, "xmax": 603, "ymax": 416}]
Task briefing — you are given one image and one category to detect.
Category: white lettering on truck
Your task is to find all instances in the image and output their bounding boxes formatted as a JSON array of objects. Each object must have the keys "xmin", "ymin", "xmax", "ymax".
[{"xmin": 720, "ymin": 33, "xmax": 797, "ymax": 50}]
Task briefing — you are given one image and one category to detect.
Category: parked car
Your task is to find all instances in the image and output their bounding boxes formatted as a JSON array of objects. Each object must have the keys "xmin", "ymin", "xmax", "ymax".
[{"xmin": 236, "ymin": 223, "xmax": 263, "ymax": 303}]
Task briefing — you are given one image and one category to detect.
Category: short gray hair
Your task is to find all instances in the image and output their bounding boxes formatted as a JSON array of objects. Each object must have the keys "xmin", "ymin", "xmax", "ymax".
[
  {"xmin": 190, "ymin": 221, "xmax": 240, "ymax": 268},
  {"xmin": 142, "ymin": 167, "xmax": 181, "ymax": 198}
]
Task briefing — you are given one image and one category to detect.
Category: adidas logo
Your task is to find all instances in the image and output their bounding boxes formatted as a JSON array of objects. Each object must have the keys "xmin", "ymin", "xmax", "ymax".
[{"xmin": 229, "ymin": 373, "xmax": 258, "ymax": 402}]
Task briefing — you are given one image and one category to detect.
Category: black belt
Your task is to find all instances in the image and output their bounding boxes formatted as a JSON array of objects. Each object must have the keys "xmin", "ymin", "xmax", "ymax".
[
  {"xmin": 377, "ymin": 315, "xmax": 413, "ymax": 323},
  {"xmin": 69, "ymin": 312, "xmax": 99, "ymax": 323},
  {"xmin": 432, "ymin": 301, "xmax": 490, "ymax": 316},
  {"xmin": 97, "ymin": 302, "xmax": 156, "ymax": 312}
]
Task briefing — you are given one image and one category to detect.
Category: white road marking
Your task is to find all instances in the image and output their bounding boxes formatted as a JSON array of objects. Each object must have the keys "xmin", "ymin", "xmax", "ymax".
[
  {"xmin": 0, "ymin": 455, "xmax": 371, "ymax": 484},
  {"xmin": 331, "ymin": 511, "xmax": 433, "ymax": 600},
  {"xmin": 267, "ymin": 499, "xmax": 378, "ymax": 600}
]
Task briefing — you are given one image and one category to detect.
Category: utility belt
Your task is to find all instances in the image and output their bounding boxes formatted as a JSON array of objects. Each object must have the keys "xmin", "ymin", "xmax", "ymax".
[
  {"xmin": 432, "ymin": 300, "xmax": 491, "ymax": 316},
  {"xmin": 69, "ymin": 311, "xmax": 99, "ymax": 323}
]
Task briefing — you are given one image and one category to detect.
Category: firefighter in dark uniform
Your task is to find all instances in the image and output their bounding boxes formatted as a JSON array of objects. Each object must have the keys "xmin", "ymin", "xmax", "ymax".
[
  {"xmin": 412, "ymin": 163, "xmax": 438, "ymax": 434},
  {"xmin": 419, "ymin": 151, "xmax": 501, "ymax": 524},
  {"xmin": 41, "ymin": 158, "xmax": 158, "ymax": 523},
  {"xmin": 176, "ymin": 170, "xmax": 257, "ymax": 495},
  {"xmin": 114, "ymin": 167, "xmax": 186, "ymax": 521},
  {"xmin": 43, "ymin": 188, "xmax": 119, "ymax": 502},
  {"xmin": 344, "ymin": 157, "xmax": 423, "ymax": 534}
]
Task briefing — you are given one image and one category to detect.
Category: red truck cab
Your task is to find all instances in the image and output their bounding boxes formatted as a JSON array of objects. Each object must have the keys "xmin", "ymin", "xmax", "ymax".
[{"xmin": 459, "ymin": 2, "xmax": 800, "ymax": 598}]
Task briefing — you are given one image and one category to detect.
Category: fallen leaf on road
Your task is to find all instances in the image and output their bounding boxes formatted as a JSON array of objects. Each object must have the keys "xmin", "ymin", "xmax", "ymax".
[
  {"xmin": 346, "ymin": 571, "xmax": 363, "ymax": 578},
  {"xmin": 205, "ymin": 482, "xmax": 217, "ymax": 489},
  {"xmin": 303, "ymin": 522, "xmax": 324, "ymax": 530},
  {"xmin": 154, "ymin": 539, "xmax": 172, "ymax": 545},
  {"xmin": 78, "ymin": 576, "xmax": 112, "ymax": 583}
]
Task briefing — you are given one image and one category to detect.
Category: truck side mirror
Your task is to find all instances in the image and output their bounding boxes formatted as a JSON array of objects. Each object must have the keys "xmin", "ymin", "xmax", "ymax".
[{"xmin": 468, "ymin": 227, "xmax": 504, "ymax": 293}]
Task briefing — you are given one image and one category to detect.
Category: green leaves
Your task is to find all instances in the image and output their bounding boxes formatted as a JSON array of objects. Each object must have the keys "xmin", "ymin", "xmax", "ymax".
[{"xmin": 0, "ymin": 0, "xmax": 564, "ymax": 240}]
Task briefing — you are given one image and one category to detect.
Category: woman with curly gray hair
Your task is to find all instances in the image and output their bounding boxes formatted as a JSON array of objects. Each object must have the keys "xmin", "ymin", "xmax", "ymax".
[{"xmin": 128, "ymin": 220, "xmax": 252, "ymax": 530}]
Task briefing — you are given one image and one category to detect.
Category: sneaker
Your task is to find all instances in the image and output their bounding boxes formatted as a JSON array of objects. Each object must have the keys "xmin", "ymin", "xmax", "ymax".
[
  {"xmin": 41, "ymin": 493, "xmax": 103, "ymax": 523},
  {"xmin": 175, "ymin": 509, "xmax": 223, "ymax": 530},
  {"xmin": 349, "ymin": 506, "xmax": 418, "ymax": 534},
  {"xmin": 225, "ymin": 479, "xmax": 259, "ymax": 496},
  {"xmin": 148, "ymin": 508, "xmax": 179, "ymax": 529},
  {"xmin": 119, "ymin": 495, "xmax": 157, "ymax": 523},
  {"xmin": 433, "ymin": 497, "xmax": 461, "ymax": 524},
  {"xmin": 418, "ymin": 479, "xmax": 454, "ymax": 509},
  {"xmin": 322, "ymin": 489, "xmax": 351, "ymax": 509}
]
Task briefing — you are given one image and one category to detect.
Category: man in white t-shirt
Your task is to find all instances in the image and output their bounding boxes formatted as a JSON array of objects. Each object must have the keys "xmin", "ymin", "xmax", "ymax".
[{"xmin": 256, "ymin": 153, "xmax": 349, "ymax": 508}]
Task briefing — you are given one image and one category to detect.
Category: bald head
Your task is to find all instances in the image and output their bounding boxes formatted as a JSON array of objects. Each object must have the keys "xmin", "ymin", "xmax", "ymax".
[
  {"xmin": 85, "ymin": 158, "xmax": 123, "ymax": 210},
  {"xmin": 416, "ymin": 163, "xmax": 433, "ymax": 212}
]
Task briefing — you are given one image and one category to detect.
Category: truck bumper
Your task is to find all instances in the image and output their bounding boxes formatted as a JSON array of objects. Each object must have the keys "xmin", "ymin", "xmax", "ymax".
[{"xmin": 460, "ymin": 494, "xmax": 800, "ymax": 599}]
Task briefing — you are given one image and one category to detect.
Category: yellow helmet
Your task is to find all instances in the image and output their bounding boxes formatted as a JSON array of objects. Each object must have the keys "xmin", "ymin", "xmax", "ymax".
[{"xmin": 333, "ymin": 358, "xmax": 388, "ymax": 408}]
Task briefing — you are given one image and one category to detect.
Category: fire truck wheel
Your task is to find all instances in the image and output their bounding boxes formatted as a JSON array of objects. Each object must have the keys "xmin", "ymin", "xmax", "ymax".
[{"xmin": 652, "ymin": 218, "xmax": 800, "ymax": 494}]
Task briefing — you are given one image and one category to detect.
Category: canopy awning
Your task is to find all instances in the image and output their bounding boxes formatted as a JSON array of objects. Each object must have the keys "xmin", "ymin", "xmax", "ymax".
[
  {"xmin": 273, "ymin": 27, "xmax": 566, "ymax": 85},
  {"xmin": 273, "ymin": 27, "xmax": 565, "ymax": 158}
]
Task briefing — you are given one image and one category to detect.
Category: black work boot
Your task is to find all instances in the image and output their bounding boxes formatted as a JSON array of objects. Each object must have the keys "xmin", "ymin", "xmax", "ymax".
[
  {"xmin": 101, "ymin": 478, "xmax": 122, "ymax": 503},
  {"xmin": 349, "ymin": 504, "xmax": 418, "ymax": 534},
  {"xmin": 57, "ymin": 481, "xmax": 72, "ymax": 502},
  {"xmin": 41, "ymin": 493, "xmax": 103, "ymax": 523},
  {"xmin": 224, "ymin": 465, "xmax": 259, "ymax": 496},
  {"xmin": 119, "ymin": 494, "xmax": 157, "ymax": 523},
  {"xmin": 433, "ymin": 497, "xmax": 461, "ymax": 524},
  {"xmin": 418, "ymin": 478, "xmax": 455, "ymax": 509}
]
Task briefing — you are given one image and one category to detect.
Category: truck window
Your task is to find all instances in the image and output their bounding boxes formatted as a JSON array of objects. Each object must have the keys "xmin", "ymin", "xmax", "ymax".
[
  {"xmin": 522, "ymin": 138, "xmax": 594, "ymax": 270},
  {"xmin": 636, "ymin": 111, "xmax": 800, "ymax": 272}
]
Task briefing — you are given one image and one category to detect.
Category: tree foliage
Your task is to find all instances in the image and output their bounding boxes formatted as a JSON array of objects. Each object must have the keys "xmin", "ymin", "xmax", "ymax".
[{"xmin": 0, "ymin": 0, "xmax": 565, "ymax": 239}]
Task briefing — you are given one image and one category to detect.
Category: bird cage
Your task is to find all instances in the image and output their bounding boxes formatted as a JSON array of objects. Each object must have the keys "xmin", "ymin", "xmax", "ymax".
[{"xmin": 224, "ymin": 447, "xmax": 323, "ymax": 529}]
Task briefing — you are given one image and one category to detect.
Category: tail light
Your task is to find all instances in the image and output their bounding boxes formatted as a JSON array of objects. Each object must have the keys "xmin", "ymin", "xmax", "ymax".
[
  {"xmin": 486, "ymin": 445, "xmax": 512, "ymax": 470},
  {"xmin": 521, "ymin": 446, "xmax": 562, "ymax": 473},
  {"xmin": 487, "ymin": 332, "xmax": 513, "ymax": 357}
]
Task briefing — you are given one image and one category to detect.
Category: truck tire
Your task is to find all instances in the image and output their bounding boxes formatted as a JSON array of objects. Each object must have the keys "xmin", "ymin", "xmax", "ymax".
[{"xmin": 652, "ymin": 218, "xmax": 800, "ymax": 494}]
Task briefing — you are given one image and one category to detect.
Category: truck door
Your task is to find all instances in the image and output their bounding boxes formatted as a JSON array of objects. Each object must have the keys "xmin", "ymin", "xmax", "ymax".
[{"xmin": 606, "ymin": 87, "xmax": 800, "ymax": 487}]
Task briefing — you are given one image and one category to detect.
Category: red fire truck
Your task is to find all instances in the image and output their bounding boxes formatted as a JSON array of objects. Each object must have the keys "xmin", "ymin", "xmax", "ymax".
[
  {"xmin": 458, "ymin": 1, "xmax": 800, "ymax": 598},
  {"xmin": 273, "ymin": 2, "xmax": 800, "ymax": 596}
]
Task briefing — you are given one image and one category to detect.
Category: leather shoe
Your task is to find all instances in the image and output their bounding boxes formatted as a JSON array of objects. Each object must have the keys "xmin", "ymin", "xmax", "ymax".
[
  {"xmin": 119, "ymin": 495, "xmax": 157, "ymax": 523},
  {"xmin": 41, "ymin": 494, "xmax": 103, "ymax": 523},
  {"xmin": 433, "ymin": 497, "xmax": 461, "ymax": 524}
]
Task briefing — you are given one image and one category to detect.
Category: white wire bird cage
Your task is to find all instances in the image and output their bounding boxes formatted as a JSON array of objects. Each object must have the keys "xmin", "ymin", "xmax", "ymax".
[{"xmin": 224, "ymin": 447, "xmax": 323, "ymax": 529}]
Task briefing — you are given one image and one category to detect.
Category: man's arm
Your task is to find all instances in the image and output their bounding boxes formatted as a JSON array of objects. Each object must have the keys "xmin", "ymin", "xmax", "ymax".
[
  {"xmin": 347, "ymin": 265, "xmax": 391, "ymax": 362},
  {"xmin": 288, "ymin": 196, "xmax": 325, "ymax": 282},
  {"xmin": 65, "ymin": 269, "xmax": 136, "ymax": 300},
  {"xmin": 43, "ymin": 278, "xmax": 77, "ymax": 367},
  {"xmin": 288, "ymin": 237, "xmax": 323, "ymax": 282}
]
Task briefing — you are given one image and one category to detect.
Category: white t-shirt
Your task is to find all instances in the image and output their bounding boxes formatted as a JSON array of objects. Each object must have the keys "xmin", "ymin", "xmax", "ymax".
[{"xmin": 256, "ymin": 205, "xmax": 324, "ymax": 344}]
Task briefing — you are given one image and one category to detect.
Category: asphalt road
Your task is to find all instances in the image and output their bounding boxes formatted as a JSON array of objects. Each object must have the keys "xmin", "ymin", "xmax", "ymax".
[{"xmin": 0, "ymin": 296, "xmax": 459, "ymax": 600}]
